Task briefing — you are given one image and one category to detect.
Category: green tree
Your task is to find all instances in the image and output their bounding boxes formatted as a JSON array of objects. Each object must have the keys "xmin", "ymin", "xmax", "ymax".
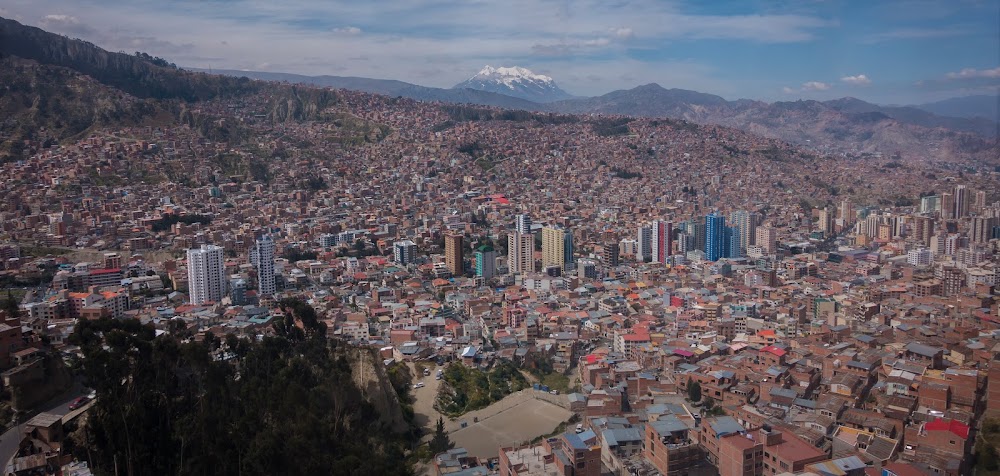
[
  {"xmin": 66, "ymin": 317, "xmax": 416, "ymax": 476},
  {"xmin": 430, "ymin": 417, "xmax": 452, "ymax": 455},
  {"xmin": 688, "ymin": 380, "xmax": 702, "ymax": 402},
  {"xmin": 2, "ymin": 290, "xmax": 18, "ymax": 318}
]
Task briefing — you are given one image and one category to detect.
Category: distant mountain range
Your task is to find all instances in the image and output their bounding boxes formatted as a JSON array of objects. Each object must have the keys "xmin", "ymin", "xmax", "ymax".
[
  {"xmin": 188, "ymin": 69, "xmax": 542, "ymax": 110},
  {"xmin": 1, "ymin": 13, "xmax": 995, "ymax": 162},
  {"xmin": 912, "ymin": 95, "xmax": 999, "ymax": 121},
  {"xmin": 203, "ymin": 66, "xmax": 997, "ymax": 159},
  {"xmin": 453, "ymin": 66, "xmax": 573, "ymax": 103}
]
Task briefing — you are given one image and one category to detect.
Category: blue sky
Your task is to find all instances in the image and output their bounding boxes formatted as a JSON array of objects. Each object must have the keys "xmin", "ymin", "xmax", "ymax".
[{"xmin": 2, "ymin": 0, "xmax": 997, "ymax": 104}]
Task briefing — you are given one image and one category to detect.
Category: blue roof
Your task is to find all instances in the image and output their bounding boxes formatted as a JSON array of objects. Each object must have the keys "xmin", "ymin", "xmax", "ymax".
[
  {"xmin": 649, "ymin": 415, "xmax": 689, "ymax": 435},
  {"xmin": 603, "ymin": 428, "xmax": 642, "ymax": 447},
  {"xmin": 563, "ymin": 432, "xmax": 588, "ymax": 450},
  {"xmin": 577, "ymin": 429, "xmax": 597, "ymax": 442},
  {"xmin": 708, "ymin": 416, "xmax": 746, "ymax": 437}
]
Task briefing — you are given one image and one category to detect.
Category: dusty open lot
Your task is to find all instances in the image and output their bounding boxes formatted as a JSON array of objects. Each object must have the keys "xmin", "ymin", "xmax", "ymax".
[
  {"xmin": 407, "ymin": 362, "xmax": 573, "ymax": 458},
  {"xmin": 448, "ymin": 396, "xmax": 572, "ymax": 459}
]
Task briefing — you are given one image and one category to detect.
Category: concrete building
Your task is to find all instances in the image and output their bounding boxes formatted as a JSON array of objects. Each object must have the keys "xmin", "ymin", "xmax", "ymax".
[
  {"xmin": 393, "ymin": 240, "xmax": 417, "ymax": 266},
  {"xmin": 755, "ymin": 226, "xmax": 776, "ymax": 255},
  {"xmin": 542, "ymin": 226, "xmax": 572, "ymax": 270},
  {"xmin": 187, "ymin": 244, "xmax": 226, "ymax": 304},
  {"xmin": 474, "ymin": 245, "xmax": 497, "ymax": 280},
  {"xmin": 508, "ymin": 232, "xmax": 533, "ymax": 275},
  {"xmin": 444, "ymin": 233, "xmax": 464, "ymax": 276},
  {"xmin": 250, "ymin": 235, "xmax": 276, "ymax": 296}
]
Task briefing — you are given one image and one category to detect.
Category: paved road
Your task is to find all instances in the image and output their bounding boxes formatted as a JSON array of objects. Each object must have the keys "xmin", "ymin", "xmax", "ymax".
[{"xmin": 0, "ymin": 384, "xmax": 86, "ymax": 469}]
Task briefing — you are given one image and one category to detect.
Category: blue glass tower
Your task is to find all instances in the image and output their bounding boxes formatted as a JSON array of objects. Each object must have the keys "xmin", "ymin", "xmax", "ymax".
[
  {"xmin": 725, "ymin": 226, "xmax": 741, "ymax": 259},
  {"xmin": 705, "ymin": 212, "xmax": 725, "ymax": 261},
  {"xmin": 563, "ymin": 229, "xmax": 575, "ymax": 267}
]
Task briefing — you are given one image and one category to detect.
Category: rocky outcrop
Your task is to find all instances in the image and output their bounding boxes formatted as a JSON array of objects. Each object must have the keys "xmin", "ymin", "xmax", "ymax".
[{"xmin": 348, "ymin": 348, "xmax": 409, "ymax": 433}]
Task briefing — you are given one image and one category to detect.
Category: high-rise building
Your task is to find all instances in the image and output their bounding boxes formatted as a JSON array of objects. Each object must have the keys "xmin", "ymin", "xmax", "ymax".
[
  {"xmin": 816, "ymin": 208, "xmax": 833, "ymax": 235},
  {"xmin": 637, "ymin": 224, "xmax": 653, "ymax": 262},
  {"xmin": 542, "ymin": 227, "xmax": 567, "ymax": 269},
  {"xmin": 603, "ymin": 243, "xmax": 620, "ymax": 267},
  {"xmin": 941, "ymin": 192, "xmax": 955, "ymax": 220},
  {"xmin": 954, "ymin": 185, "xmax": 968, "ymax": 219},
  {"xmin": 839, "ymin": 199, "xmax": 854, "ymax": 222},
  {"xmin": 756, "ymin": 226, "xmax": 777, "ymax": 255},
  {"xmin": 974, "ymin": 190, "xmax": 987, "ymax": 214},
  {"xmin": 507, "ymin": 232, "xmax": 533, "ymax": 274},
  {"xmin": 563, "ymin": 228, "xmax": 575, "ymax": 268},
  {"xmin": 971, "ymin": 216, "xmax": 997, "ymax": 244},
  {"xmin": 651, "ymin": 220, "xmax": 673, "ymax": 265},
  {"xmin": 515, "ymin": 214, "xmax": 532, "ymax": 235},
  {"xmin": 726, "ymin": 226, "xmax": 741, "ymax": 258},
  {"xmin": 474, "ymin": 245, "xmax": 497, "ymax": 280},
  {"xmin": 393, "ymin": 240, "xmax": 417, "ymax": 265},
  {"xmin": 187, "ymin": 244, "xmax": 226, "ymax": 305},
  {"xmin": 250, "ymin": 235, "xmax": 276, "ymax": 296},
  {"xmin": 705, "ymin": 212, "xmax": 726, "ymax": 261},
  {"xmin": 729, "ymin": 210, "xmax": 757, "ymax": 251},
  {"xmin": 692, "ymin": 217, "xmax": 707, "ymax": 252},
  {"xmin": 912, "ymin": 215, "xmax": 934, "ymax": 245},
  {"xmin": 444, "ymin": 233, "xmax": 464, "ymax": 276}
]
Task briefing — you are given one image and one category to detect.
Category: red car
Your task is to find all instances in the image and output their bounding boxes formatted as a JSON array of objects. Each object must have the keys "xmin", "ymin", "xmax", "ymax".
[{"xmin": 68, "ymin": 396, "xmax": 90, "ymax": 410}]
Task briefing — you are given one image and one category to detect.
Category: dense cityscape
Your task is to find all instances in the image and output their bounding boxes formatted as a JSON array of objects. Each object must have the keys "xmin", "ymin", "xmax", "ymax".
[{"xmin": 0, "ymin": 6, "xmax": 999, "ymax": 476}]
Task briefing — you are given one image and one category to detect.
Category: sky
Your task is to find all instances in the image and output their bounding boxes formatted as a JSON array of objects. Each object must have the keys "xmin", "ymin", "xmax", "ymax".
[{"xmin": 2, "ymin": 0, "xmax": 998, "ymax": 104}]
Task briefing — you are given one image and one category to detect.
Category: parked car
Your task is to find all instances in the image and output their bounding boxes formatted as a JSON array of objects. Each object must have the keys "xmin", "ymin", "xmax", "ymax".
[
  {"xmin": 550, "ymin": 389, "xmax": 559, "ymax": 395},
  {"xmin": 68, "ymin": 396, "xmax": 90, "ymax": 410},
  {"xmin": 412, "ymin": 382, "xmax": 425, "ymax": 389}
]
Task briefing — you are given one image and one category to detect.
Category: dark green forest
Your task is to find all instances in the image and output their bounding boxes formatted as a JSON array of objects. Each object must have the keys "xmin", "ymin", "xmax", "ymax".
[{"xmin": 67, "ymin": 306, "xmax": 417, "ymax": 476}]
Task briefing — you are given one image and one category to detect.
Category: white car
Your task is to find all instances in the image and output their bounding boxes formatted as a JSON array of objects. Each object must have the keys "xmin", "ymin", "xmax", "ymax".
[{"xmin": 413, "ymin": 383, "xmax": 425, "ymax": 389}]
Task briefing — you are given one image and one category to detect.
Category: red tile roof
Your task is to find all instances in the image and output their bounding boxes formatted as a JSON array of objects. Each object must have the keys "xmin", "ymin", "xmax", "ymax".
[{"xmin": 761, "ymin": 345, "xmax": 786, "ymax": 356}]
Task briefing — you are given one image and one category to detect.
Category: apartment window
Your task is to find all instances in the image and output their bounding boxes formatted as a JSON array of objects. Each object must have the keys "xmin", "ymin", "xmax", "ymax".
[
  {"xmin": 577, "ymin": 462, "xmax": 585, "ymax": 469},
  {"xmin": 780, "ymin": 461, "xmax": 789, "ymax": 470}
]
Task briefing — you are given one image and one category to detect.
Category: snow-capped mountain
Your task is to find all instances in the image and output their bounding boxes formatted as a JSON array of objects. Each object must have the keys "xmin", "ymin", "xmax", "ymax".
[{"xmin": 453, "ymin": 65, "xmax": 573, "ymax": 103}]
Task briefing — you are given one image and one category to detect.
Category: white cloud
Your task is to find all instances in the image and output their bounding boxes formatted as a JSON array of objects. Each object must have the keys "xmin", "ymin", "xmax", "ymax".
[
  {"xmin": 610, "ymin": 27, "xmax": 633, "ymax": 39},
  {"xmin": 801, "ymin": 81, "xmax": 830, "ymax": 91},
  {"xmin": 332, "ymin": 26, "xmax": 361, "ymax": 35},
  {"xmin": 864, "ymin": 27, "xmax": 965, "ymax": 43},
  {"xmin": 5, "ymin": 0, "xmax": 834, "ymax": 96},
  {"xmin": 783, "ymin": 81, "xmax": 833, "ymax": 94},
  {"xmin": 840, "ymin": 74, "xmax": 871, "ymax": 85},
  {"xmin": 945, "ymin": 67, "xmax": 1000, "ymax": 79},
  {"xmin": 41, "ymin": 13, "xmax": 79, "ymax": 24}
]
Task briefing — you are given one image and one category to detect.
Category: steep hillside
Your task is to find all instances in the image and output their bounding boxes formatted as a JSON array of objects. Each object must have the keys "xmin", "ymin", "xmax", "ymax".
[
  {"xmin": 0, "ymin": 57, "xmax": 176, "ymax": 161},
  {"xmin": 0, "ymin": 17, "xmax": 258, "ymax": 101}
]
